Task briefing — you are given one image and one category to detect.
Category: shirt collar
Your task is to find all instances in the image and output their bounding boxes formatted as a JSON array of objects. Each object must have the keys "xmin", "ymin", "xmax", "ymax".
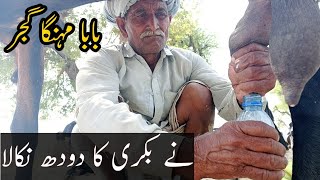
[{"xmin": 122, "ymin": 42, "xmax": 173, "ymax": 59}]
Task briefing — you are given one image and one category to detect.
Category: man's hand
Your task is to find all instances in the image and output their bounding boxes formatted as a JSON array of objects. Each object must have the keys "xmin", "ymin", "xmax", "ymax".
[
  {"xmin": 194, "ymin": 121, "xmax": 287, "ymax": 180},
  {"xmin": 228, "ymin": 43, "xmax": 276, "ymax": 104}
]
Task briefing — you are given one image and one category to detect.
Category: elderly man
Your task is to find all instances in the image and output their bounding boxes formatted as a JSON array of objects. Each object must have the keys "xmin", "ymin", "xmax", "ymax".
[{"xmin": 75, "ymin": 0, "xmax": 287, "ymax": 179}]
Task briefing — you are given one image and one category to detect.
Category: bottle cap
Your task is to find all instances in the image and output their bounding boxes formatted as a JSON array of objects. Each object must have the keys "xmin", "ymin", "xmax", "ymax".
[{"xmin": 242, "ymin": 93, "xmax": 263, "ymax": 107}]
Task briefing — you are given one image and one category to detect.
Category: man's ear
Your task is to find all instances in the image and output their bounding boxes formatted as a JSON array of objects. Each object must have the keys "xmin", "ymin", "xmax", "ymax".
[{"xmin": 116, "ymin": 17, "xmax": 128, "ymax": 38}]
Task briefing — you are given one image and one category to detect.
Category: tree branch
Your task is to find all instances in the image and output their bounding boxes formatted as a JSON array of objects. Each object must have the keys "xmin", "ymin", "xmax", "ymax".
[
  {"xmin": 49, "ymin": 44, "xmax": 78, "ymax": 90},
  {"xmin": 273, "ymin": 106, "xmax": 291, "ymax": 116}
]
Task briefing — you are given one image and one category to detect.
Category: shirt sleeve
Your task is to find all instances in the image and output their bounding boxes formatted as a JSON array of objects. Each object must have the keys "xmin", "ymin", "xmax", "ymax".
[
  {"xmin": 188, "ymin": 51, "xmax": 242, "ymax": 121},
  {"xmin": 75, "ymin": 49, "xmax": 165, "ymax": 133}
]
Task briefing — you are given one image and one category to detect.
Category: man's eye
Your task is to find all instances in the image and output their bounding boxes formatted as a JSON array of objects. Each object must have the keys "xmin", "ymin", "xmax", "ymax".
[
  {"xmin": 156, "ymin": 12, "xmax": 168, "ymax": 19},
  {"xmin": 135, "ymin": 12, "xmax": 147, "ymax": 18}
]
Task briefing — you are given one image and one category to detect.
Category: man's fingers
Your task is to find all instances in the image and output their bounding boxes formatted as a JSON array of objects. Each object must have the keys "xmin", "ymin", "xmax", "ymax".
[
  {"xmin": 233, "ymin": 78, "xmax": 275, "ymax": 96},
  {"xmin": 244, "ymin": 135, "xmax": 287, "ymax": 156},
  {"xmin": 232, "ymin": 81, "xmax": 272, "ymax": 104},
  {"xmin": 232, "ymin": 43, "xmax": 268, "ymax": 59},
  {"xmin": 218, "ymin": 122, "xmax": 285, "ymax": 156},
  {"xmin": 195, "ymin": 124, "xmax": 287, "ymax": 180},
  {"xmin": 242, "ymin": 151, "xmax": 288, "ymax": 171},
  {"xmin": 228, "ymin": 60, "xmax": 276, "ymax": 87},
  {"xmin": 234, "ymin": 65, "xmax": 273, "ymax": 84},
  {"xmin": 208, "ymin": 149, "xmax": 287, "ymax": 171},
  {"xmin": 239, "ymin": 166, "xmax": 285, "ymax": 180},
  {"xmin": 236, "ymin": 121, "xmax": 280, "ymax": 141},
  {"xmin": 231, "ymin": 51, "xmax": 270, "ymax": 73},
  {"xmin": 200, "ymin": 161, "xmax": 285, "ymax": 180}
]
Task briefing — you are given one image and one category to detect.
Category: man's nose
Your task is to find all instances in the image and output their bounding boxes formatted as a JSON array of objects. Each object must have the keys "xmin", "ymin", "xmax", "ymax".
[{"xmin": 147, "ymin": 15, "xmax": 159, "ymax": 31}]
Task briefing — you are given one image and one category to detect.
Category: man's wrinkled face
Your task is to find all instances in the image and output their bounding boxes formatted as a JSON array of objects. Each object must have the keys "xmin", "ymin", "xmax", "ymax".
[{"xmin": 117, "ymin": 0, "xmax": 172, "ymax": 55}]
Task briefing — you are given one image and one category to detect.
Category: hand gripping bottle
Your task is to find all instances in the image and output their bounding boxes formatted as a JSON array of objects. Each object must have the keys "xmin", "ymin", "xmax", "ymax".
[{"xmin": 237, "ymin": 93, "xmax": 275, "ymax": 128}]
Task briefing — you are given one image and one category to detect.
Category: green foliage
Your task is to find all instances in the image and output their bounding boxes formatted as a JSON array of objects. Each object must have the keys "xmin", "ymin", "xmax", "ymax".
[
  {"xmin": 40, "ymin": 48, "xmax": 76, "ymax": 119},
  {"xmin": 39, "ymin": 8, "xmax": 82, "ymax": 118},
  {"xmin": 270, "ymin": 82, "xmax": 290, "ymax": 113},
  {"xmin": 168, "ymin": 3, "xmax": 217, "ymax": 60},
  {"xmin": 0, "ymin": 44, "xmax": 15, "ymax": 87},
  {"xmin": 39, "ymin": 4, "xmax": 121, "ymax": 118},
  {"xmin": 269, "ymin": 81, "xmax": 291, "ymax": 129},
  {"xmin": 282, "ymin": 161, "xmax": 293, "ymax": 180}
]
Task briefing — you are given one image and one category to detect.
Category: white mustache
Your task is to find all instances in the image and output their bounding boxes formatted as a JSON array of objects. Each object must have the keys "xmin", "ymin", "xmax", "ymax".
[{"xmin": 140, "ymin": 30, "xmax": 165, "ymax": 39}]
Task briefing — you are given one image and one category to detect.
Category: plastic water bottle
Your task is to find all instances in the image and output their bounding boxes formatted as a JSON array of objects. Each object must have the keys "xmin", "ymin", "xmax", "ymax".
[{"xmin": 237, "ymin": 93, "xmax": 275, "ymax": 128}]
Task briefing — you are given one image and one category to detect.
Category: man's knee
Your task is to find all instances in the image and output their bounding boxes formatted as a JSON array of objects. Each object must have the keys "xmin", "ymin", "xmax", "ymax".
[
  {"xmin": 181, "ymin": 82, "xmax": 214, "ymax": 111},
  {"xmin": 176, "ymin": 83, "xmax": 214, "ymax": 122},
  {"xmin": 176, "ymin": 82, "xmax": 215, "ymax": 134}
]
